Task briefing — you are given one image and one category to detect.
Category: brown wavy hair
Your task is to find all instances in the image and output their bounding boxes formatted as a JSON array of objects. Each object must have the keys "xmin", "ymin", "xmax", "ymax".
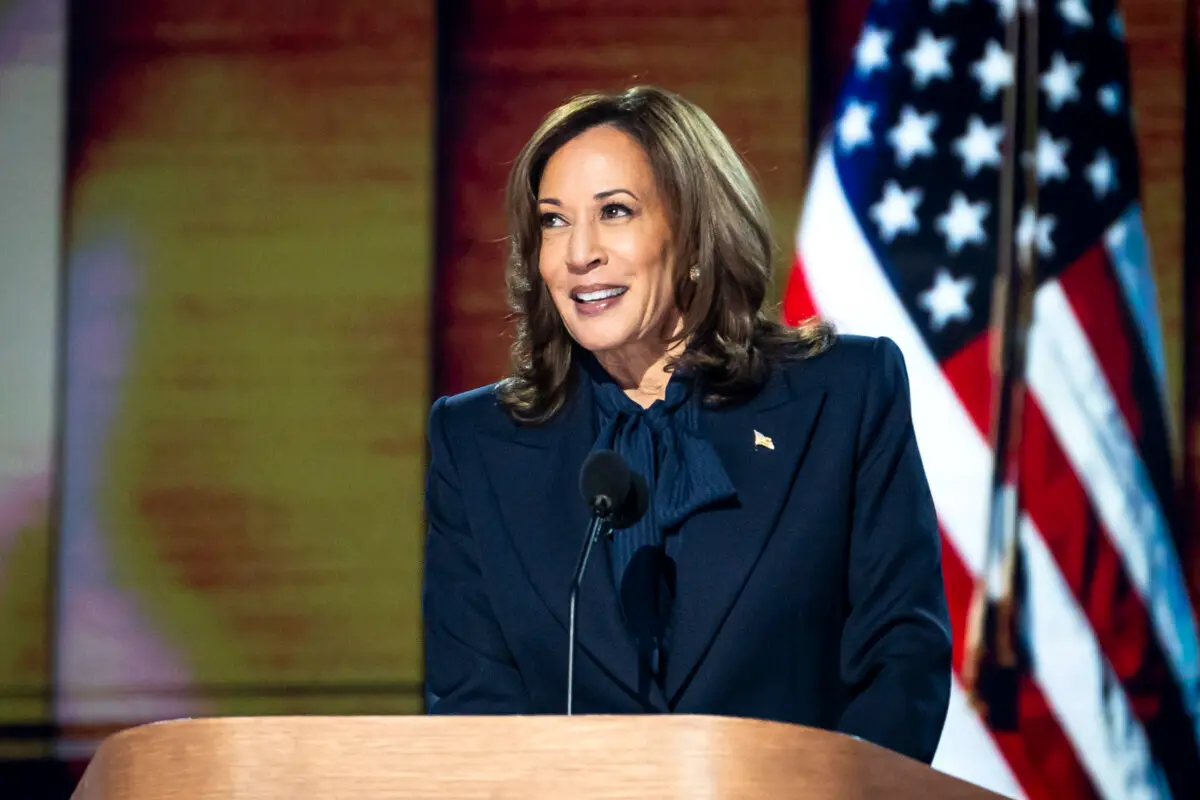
[{"xmin": 496, "ymin": 85, "xmax": 834, "ymax": 423}]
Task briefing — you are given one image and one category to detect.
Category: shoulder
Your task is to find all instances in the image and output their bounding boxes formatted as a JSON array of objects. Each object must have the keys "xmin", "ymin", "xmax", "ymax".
[
  {"xmin": 429, "ymin": 379, "xmax": 553, "ymax": 441},
  {"xmin": 427, "ymin": 382, "xmax": 512, "ymax": 448},
  {"xmin": 774, "ymin": 333, "xmax": 910, "ymax": 400},
  {"xmin": 776, "ymin": 334, "xmax": 917, "ymax": 461},
  {"xmin": 431, "ymin": 382, "xmax": 503, "ymax": 419},
  {"xmin": 426, "ymin": 383, "xmax": 522, "ymax": 481}
]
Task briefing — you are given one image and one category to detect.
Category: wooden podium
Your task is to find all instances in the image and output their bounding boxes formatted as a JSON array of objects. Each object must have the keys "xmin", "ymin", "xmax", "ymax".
[{"xmin": 71, "ymin": 715, "xmax": 1010, "ymax": 799}]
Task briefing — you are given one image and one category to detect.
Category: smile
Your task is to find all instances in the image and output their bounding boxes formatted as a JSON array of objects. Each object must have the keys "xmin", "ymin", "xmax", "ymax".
[
  {"xmin": 570, "ymin": 286, "xmax": 628, "ymax": 303},
  {"xmin": 569, "ymin": 284, "xmax": 628, "ymax": 317}
]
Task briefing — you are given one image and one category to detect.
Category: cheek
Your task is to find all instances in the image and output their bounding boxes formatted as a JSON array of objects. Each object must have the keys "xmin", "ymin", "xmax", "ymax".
[
  {"xmin": 645, "ymin": 249, "xmax": 676, "ymax": 310},
  {"xmin": 652, "ymin": 274, "xmax": 677, "ymax": 321},
  {"xmin": 537, "ymin": 255, "xmax": 571, "ymax": 317},
  {"xmin": 537, "ymin": 242, "xmax": 564, "ymax": 290},
  {"xmin": 536, "ymin": 254, "xmax": 556, "ymax": 291}
]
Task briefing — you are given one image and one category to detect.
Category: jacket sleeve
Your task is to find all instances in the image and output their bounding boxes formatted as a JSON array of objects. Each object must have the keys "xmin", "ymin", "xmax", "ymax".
[
  {"xmin": 422, "ymin": 396, "xmax": 530, "ymax": 714},
  {"xmin": 835, "ymin": 336, "xmax": 952, "ymax": 763}
]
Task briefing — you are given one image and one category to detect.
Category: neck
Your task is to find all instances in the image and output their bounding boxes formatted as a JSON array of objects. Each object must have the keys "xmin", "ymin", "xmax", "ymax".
[{"xmin": 593, "ymin": 339, "xmax": 684, "ymax": 409}]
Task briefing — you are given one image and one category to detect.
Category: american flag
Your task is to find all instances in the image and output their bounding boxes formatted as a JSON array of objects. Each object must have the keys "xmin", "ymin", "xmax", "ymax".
[{"xmin": 784, "ymin": 0, "xmax": 1200, "ymax": 797}]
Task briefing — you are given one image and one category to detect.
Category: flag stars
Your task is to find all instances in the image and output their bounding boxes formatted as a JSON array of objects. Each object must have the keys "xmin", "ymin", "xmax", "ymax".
[
  {"xmin": 837, "ymin": 100, "xmax": 876, "ymax": 153},
  {"xmin": 918, "ymin": 268, "xmax": 975, "ymax": 332},
  {"xmin": 1041, "ymin": 53, "xmax": 1083, "ymax": 110},
  {"xmin": 954, "ymin": 116, "xmax": 1004, "ymax": 176},
  {"xmin": 1058, "ymin": 0, "xmax": 1092, "ymax": 29},
  {"xmin": 1098, "ymin": 83, "xmax": 1122, "ymax": 114},
  {"xmin": 1017, "ymin": 207, "xmax": 1057, "ymax": 258},
  {"xmin": 972, "ymin": 40, "xmax": 1014, "ymax": 100},
  {"xmin": 1086, "ymin": 149, "xmax": 1117, "ymax": 198},
  {"xmin": 991, "ymin": 0, "xmax": 1034, "ymax": 22},
  {"xmin": 904, "ymin": 30, "xmax": 954, "ymax": 89},
  {"xmin": 854, "ymin": 25, "xmax": 892, "ymax": 77},
  {"xmin": 1105, "ymin": 219, "xmax": 1127, "ymax": 252},
  {"xmin": 1036, "ymin": 131, "xmax": 1070, "ymax": 184},
  {"xmin": 936, "ymin": 192, "xmax": 990, "ymax": 253},
  {"xmin": 888, "ymin": 106, "xmax": 939, "ymax": 167},
  {"xmin": 870, "ymin": 181, "xmax": 923, "ymax": 242}
]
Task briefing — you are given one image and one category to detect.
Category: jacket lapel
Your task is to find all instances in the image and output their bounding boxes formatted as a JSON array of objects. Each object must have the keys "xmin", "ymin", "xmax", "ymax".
[
  {"xmin": 475, "ymin": 373, "xmax": 667, "ymax": 710},
  {"xmin": 664, "ymin": 367, "xmax": 827, "ymax": 704}
]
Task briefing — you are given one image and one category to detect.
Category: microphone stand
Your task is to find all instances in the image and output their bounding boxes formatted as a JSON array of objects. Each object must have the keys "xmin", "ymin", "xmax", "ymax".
[{"xmin": 567, "ymin": 504, "xmax": 611, "ymax": 716}]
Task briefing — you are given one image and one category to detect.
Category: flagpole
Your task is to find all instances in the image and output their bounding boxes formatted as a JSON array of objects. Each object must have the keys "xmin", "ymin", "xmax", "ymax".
[{"xmin": 963, "ymin": 0, "xmax": 1040, "ymax": 730}]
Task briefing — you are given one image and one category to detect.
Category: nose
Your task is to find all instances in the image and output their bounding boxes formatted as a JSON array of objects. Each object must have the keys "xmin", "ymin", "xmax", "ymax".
[{"xmin": 565, "ymin": 218, "xmax": 605, "ymax": 274}]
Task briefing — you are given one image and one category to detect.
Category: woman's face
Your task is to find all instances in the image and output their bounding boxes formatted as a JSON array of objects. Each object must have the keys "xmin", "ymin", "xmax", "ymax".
[{"xmin": 536, "ymin": 125, "xmax": 678, "ymax": 360}]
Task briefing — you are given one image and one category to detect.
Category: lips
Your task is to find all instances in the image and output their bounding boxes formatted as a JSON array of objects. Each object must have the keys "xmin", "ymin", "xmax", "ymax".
[
  {"xmin": 570, "ymin": 285, "xmax": 628, "ymax": 303},
  {"xmin": 568, "ymin": 284, "xmax": 628, "ymax": 317}
]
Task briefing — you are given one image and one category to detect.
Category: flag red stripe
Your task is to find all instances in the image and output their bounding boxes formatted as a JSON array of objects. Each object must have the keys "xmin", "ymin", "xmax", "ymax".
[
  {"xmin": 1019, "ymin": 404, "xmax": 1155, "ymax": 699},
  {"xmin": 782, "ymin": 253, "xmax": 819, "ymax": 326}
]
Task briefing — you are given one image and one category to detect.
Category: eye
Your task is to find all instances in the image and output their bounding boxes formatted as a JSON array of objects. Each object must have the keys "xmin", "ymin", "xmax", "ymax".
[
  {"xmin": 539, "ymin": 212, "xmax": 566, "ymax": 229},
  {"xmin": 600, "ymin": 202, "xmax": 633, "ymax": 220}
]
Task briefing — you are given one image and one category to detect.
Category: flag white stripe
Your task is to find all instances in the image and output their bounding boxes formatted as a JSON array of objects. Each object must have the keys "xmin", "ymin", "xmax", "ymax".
[
  {"xmin": 795, "ymin": 143, "xmax": 1169, "ymax": 799},
  {"xmin": 1029, "ymin": 281, "xmax": 1200, "ymax": 732}
]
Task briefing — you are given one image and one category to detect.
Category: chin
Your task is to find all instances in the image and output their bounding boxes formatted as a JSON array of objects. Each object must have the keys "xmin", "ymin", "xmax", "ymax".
[
  {"xmin": 571, "ymin": 333, "xmax": 634, "ymax": 357},
  {"xmin": 565, "ymin": 320, "xmax": 636, "ymax": 356}
]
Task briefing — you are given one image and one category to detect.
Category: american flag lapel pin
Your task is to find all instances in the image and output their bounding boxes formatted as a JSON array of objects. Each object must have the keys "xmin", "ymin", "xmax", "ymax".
[{"xmin": 753, "ymin": 430, "xmax": 774, "ymax": 451}]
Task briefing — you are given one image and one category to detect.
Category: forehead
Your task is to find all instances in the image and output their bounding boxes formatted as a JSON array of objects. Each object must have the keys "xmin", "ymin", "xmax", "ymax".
[{"xmin": 538, "ymin": 125, "xmax": 655, "ymax": 196}]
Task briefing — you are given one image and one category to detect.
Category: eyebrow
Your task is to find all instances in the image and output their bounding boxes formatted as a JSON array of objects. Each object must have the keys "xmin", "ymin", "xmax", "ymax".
[{"xmin": 538, "ymin": 188, "xmax": 639, "ymax": 206}]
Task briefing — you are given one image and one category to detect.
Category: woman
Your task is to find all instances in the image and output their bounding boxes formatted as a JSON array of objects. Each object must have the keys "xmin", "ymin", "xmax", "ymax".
[{"xmin": 422, "ymin": 85, "xmax": 951, "ymax": 764}]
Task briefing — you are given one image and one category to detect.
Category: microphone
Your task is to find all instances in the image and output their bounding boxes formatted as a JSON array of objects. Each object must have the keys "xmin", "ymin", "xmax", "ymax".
[{"xmin": 567, "ymin": 450, "xmax": 648, "ymax": 715}]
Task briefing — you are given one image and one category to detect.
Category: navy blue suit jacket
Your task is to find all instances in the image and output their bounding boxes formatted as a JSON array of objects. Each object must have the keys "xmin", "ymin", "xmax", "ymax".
[{"xmin": 422, "ymin": 334, "xmax": 952, "ymax": 764}]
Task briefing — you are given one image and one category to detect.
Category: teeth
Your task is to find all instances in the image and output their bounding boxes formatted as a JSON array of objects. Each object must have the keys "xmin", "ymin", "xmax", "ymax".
[{"xmin": 575, "ymin": 287, "xmax": 626, "ymax": 302}]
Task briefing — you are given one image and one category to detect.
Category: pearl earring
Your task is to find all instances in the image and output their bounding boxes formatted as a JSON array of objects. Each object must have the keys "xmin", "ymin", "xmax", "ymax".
[{"xmin": 689, "ymin": 264, "xmax": 700, "ymax": 282}]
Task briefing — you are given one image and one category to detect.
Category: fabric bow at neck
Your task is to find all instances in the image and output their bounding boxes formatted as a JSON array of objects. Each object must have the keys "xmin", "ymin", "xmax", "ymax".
[{"xmin": 587, "ymin": 360, "xmax": 737, "ymax": 532}]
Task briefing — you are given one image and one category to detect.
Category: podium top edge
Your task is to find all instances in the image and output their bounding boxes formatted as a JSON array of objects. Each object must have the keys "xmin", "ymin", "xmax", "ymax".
[
  {"xmin": 99, "ymin": 714, "xmax": 855, "ymax": 747},
  {"xmin": 78, "ymin": 716, "xmax": 1010, "ymax": 800}
]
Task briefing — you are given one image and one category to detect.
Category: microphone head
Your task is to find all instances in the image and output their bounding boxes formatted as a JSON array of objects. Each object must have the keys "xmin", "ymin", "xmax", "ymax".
[
  {"xmin": 609, "ymin": 469, "xmax": 649, "ymax": 530},
  {"xmin": 579, "ymin": 450, "xmax": 631, "ymax": 517}
]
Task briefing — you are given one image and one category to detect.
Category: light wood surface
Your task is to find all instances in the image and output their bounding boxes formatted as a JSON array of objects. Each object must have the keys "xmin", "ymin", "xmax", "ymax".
[{"xmin": 71, "ymin": 714, "xmax": 1010, "ymax": 799}]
